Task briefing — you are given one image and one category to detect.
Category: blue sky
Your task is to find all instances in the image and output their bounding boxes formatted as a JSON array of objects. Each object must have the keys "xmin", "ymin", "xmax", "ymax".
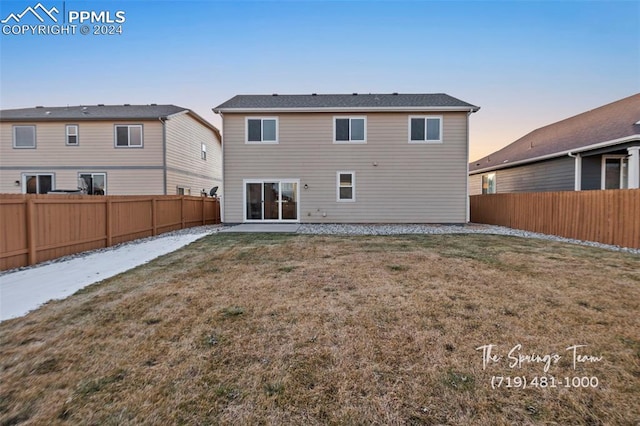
[{"xmin": 1, "ymin": 0, "xmax": 638, "ymax": 160}]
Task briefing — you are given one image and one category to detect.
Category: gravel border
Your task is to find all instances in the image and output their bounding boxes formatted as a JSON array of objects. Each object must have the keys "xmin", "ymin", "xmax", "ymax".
[{"xmin": 297, "ymin": 223, "xmax": 640, "ymax": 255}]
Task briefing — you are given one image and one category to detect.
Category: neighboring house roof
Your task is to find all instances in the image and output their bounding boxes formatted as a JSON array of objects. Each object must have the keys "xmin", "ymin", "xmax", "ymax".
[
  {"xmin": 470, "ymin": 93, "xmax": 640, "ymax": 174},
  {"xmin": 213, "ymin": 93, "xmax": 480, "ymax": 113},
  {"xmin": 0, "ymin": 104, "xmax": 221, "ymax": 139}
]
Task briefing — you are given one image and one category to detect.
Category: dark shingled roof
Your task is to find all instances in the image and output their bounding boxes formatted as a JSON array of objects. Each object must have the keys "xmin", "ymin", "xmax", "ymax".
[
  {"xmin": 214, "ymin": 93, "xmax": 479, "ymax": 112},
  {"xmin": 0, "ymin": 104, "xmax": 220, "ymax": 137},
  {"xmin": 0, "ymin": 104, "xmax": 188, "ymax": 121},
  {"xmin": 470, "ymin": 93, "xmax": 640, "ymax": 173}
]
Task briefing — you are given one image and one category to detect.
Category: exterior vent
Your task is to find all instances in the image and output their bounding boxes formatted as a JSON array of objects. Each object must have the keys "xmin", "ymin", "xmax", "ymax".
[
  {"xmin": 98, "ymin": 104, "xmax": 105, "ymax": 106},
  {"xmin": 35, "ymin": 105, "xmax": 44, "ymax": 108},
  {"xmin": 124, "ymin": 103, "xmax": 131, "ymax": 106},
  {"xmin": 311, "ymin": 93, "xmax": 317, "ymax": 96},
  {"xmin": 392, "ymin": 92, "xmax": 398, "ymax": 95},
  {"xmin": 150, "ymin": 103, "xmax": 157, "ymax": 106},
  {"xmin": 352, "ymin": 93, "xmax": 358, "ymax": 96},
  {"xmin": 272, "ymin": 93, "xmax": 278, "ymax": 96}
]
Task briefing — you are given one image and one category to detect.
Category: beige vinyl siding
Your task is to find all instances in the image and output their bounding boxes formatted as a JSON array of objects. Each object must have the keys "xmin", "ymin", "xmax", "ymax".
[
  {"xmin": 164, "ymin": 112, "xmax": 222, "ymax": 195},
  {"xmin": 468, "ymin": 173, "xmax": 483, "ymax": 195},
  {"xmin": 0, "ymin": 121, "xmax": 163, "ymax": 167},
  {"xmin": 223, "ymin": 112, "xmax": 469, "ymax": 223},
  {"xmin": 0, "ymin": 121, "xmax": 164, "ymax": 194}
]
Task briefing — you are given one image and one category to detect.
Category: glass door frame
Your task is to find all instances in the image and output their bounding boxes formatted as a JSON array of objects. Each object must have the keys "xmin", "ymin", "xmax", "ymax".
[{"xmin": 243, "ymin": 178, "xmax": 300, "ymax": 223}]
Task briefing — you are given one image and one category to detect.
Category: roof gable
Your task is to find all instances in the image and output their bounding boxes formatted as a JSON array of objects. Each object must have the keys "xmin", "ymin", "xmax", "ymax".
[
  {"xmin": 214, "ymin": 93, "xmax": 479, "ymax": 112},
  {"xmin": 470, "ymin": 93, "xmax": 640, "ymax": 173}
]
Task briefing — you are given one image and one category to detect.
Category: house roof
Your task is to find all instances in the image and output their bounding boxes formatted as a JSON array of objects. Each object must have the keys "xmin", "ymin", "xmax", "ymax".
[
  {"xmin": 469, "ymin": 93, "xmax": 640, "ymax": 174},
  {"xmin": 213, "ymin": 93, "xmax": 479, "ymax": 113},
  {"xmin": 0, "ymin": 104, "xmax": 220, "ymax": 137}
]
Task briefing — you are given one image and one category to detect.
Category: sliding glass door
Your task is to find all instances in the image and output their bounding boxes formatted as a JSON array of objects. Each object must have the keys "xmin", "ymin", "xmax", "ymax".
[{"xmin": 244, "ymin": 180, "xmax": 299, "ymax": 222}]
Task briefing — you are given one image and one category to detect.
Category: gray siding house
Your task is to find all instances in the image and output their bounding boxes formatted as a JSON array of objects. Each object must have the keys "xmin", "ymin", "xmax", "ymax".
[
  {"xmin": 214, "ymin": 93, "xmax": 479, "ymax": 224},
  {"xmin": 469, "ymin": 93, "xmax": 640, "ymax": 195},
  {"xmin": 0, "ymin": 105, "xmax": 222, "ymax": 195}
]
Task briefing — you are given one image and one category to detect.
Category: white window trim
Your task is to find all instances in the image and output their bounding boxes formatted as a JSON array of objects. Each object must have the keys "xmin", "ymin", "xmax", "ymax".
[
  {"xmin": 336, "ymin": 171, "xmax": 356, "ymax": 202},
  {"xmin": 114, "ymin": 124, "xmax": 144, "ymax": 148},
  {"xmin": 66, "ymin": 124, "xmax": 79, "ymax": 146},
  {"xmin": 13, "ymin": 125, "xmax": 36, "ymax": 149},
  {"xmin": 22, "ymin": 172, "xmax": 54, "ymax": 194},
  {"xmin": 601, "ymin": 155, "xmax": 627, "ymax": 190},
  {"xmin": 408, "ymin": 115, "xmax": 443, "ymax": 144},
  {"xmin": 242, "ymin": 178, "xmax": 301, "ymax": 223},
  {"xmin": 245, "ymin": 117, "xmax": 279, "ymax": 144},
  {"xmin": 482, "ymin": 172, "xmax": 496, "ymax": 194},
  {"xmin": 333, "ymin": 116, "xmax": 367, "ymax": 144},
  {"xmin": 79, "ymin": 172, "xmax": 107, "ymax": 195}
]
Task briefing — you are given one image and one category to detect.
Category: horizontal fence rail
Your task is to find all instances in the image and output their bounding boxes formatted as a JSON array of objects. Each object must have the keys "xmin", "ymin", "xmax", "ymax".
[
  {"xmin": 0, "ymin": 194, "xmax": 220, "ymax": 271},
  {"xmin": 470, "ymin": 189, "xmax": 640, "ymax": 249}
]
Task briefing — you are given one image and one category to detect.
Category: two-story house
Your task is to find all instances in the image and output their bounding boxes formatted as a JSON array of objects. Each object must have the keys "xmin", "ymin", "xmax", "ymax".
[
  {"xmin": 0, "ymin": 104, "xmax": 222, "ymax": 195},
  {"xmin": 213, "ymin": 93, "xmax": 479, "ymax": 223}
]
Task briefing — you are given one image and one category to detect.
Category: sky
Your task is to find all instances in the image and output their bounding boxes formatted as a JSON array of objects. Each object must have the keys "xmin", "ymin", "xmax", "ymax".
[{"xmin": 0, "ymin": 0, "xmax": 638, "ymax": 161}]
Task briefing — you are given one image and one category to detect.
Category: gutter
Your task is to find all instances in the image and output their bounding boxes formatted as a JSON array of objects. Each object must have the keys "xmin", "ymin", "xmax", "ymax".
[{"xmin": 469, "ymin": 134, "xmax": 640, "ymax": 175}]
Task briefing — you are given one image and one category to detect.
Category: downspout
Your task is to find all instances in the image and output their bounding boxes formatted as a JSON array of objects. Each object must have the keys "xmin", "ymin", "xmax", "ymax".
[
  {"xmin": 466, "ymin": 108, "xmax": 473, "ymax": 223},
  {"xmin": 567, "ymin": 152, "xmax": 581, "ymax": 191},
  {"xmin": 217, "ymin": 111, "xmax": 225, "ymax": 224},
  {"xmin": 160, "ymin": 117, "xmax": 167, "ymax": 195}
]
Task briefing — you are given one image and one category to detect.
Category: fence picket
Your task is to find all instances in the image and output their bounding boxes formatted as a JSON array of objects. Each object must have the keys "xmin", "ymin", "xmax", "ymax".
[
  {"xmin": 470, "ymin": 190, "xmax": 640, "ymax": 249},
  {"xmin": 0, "ymin": 194, "xmax": 220, "ymax": 271}
]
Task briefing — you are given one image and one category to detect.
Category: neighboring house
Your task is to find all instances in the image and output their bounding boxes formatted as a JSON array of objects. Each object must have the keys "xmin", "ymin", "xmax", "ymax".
[
  {"xmin": 213, "ymin": 93, "xmax": 479, "ymax": 224},
  {"xmin": 0, "ymin": 104, "xmax": 222, "ymax": 195},
  {"xmin": 469, "ymin": 94, "xmax": 640, "ymax": 195}
]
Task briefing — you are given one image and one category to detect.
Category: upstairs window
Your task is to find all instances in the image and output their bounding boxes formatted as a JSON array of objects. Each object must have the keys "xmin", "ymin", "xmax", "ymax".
[
  {"xmin": 334, "ymin": 117, "xmax": 366, "ymax": 143},
  {"xmin": 246, "ymin": 117, "xmax": 278, "ymax": 143},
  {"xmin": 201, "ymin": 143, "xmax": 207, "ymax": 160},
  {"xmin": 66, "ymin": 125, "xmax": 79, "ymax": 145},
  {"xmin": 409, "ymin": 116, "xmax": 442, "ymax": 143},
  {"xmin": 115, "ymin": 124, "xmax": 143, "ymax": 147},
  {"xmin": 13, "ymin": 125, "xmax": 36, "ymax": 148}
]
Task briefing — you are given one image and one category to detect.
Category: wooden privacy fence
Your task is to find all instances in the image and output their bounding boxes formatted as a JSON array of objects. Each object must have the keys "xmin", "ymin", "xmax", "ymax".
[
  {"xmin": 470, "ymin": 189, "xmax": 640, "ymax": 249},
  {"xmin": 0, "ymin": 194, "xmax": 221, "ymax": 271}
]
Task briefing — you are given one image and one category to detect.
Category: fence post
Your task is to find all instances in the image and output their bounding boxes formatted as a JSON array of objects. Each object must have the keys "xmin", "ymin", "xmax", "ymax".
[
  {"xmin": 26, "ymin": 199, "xmax": 37, "ymax": 265},
  {"xmin": 152, "ymin": 198, "xmax": 157, "ymax": 236},
  {"xmin": 181, "ymin": 196, "xmax": 185, "ymax": 229},
  {"xmin": 202, "ymin": 197, "xmax": 206, "ymax": 225},
  {"xmin": 106, "ymin": 198, "xmax": 113, "ymax": 247}
]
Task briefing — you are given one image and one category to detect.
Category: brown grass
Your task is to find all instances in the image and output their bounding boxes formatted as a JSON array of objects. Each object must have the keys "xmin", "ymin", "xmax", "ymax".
[{"xmin": 1, "ymin": 233, "xmax": 639, "ymax": 425}]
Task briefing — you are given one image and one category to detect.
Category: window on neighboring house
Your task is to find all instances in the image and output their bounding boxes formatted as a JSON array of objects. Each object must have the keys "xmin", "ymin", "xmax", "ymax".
[
  {"xmin": 79, "ymin": 173, "xmax": 106, "ymax": 195},
  {"xmin": 246, "ymin": 117, "xmax": 278, "ymax": 143},
  {"xmin": 602, "ymin": 156, "xmax": 628, "ymax": 189},
  {"xmin": 409, "ymin": 116, "xmax": 442, "ymax": 143},
  {"xmin": 115, "ymin": 124, "xmax": 143, "ymax": 147},
  {"xmin": 482, "ymin": 173, "xmax": 496, "ymax": 194},
  {"xmin": 337, "ymin": 171, "xmax": 355, "ymax": 201},
  {"xmin": 201, "ymin": 143, "xmax": 207, "ymax": 160},
  {"xmin": 23, "ymin": 173, "xmax": 53, "ymax": 194},
  {"xmin": 334, "ymin": 117, "xmax": 366, "ymax": 143},
  {"xmin": 66, "ymin": 125, "xmax": 79, "ymax": 145},
  {"xmin": 177, "ymin": 186, "xmax": 191, "ymax": 195},
  {"xmin": 13, "ymin": 125, "xmax": 36, "ymax": 148}
]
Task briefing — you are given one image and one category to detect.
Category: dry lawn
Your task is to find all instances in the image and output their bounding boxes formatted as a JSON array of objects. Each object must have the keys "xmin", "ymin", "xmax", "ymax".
[{"xmin": 1, "ymin": 233, "xmax": 639, "ymax": 425}]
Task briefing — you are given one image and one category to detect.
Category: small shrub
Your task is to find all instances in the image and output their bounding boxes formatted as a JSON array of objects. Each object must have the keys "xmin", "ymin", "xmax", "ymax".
[{"xmin": 221, "ymin": 306, "xmax": 244, "ymax": 318}]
